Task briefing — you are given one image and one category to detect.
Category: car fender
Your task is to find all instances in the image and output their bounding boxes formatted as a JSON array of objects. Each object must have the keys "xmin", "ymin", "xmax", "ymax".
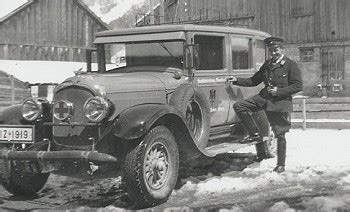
[
  {"xmin": 113, "ymin": 103, "xmax": 186, "ymax": 139},
  {"xmin": 0, "ymin": 104, "xmax": 26, "ymax": 125},
  {"xmin": 112, "ymin": 104, "xmax": 207, "ymax": 161},
  {"xmin": 0, "ymin": 104, "xmax": 52, "ymax": 141}
]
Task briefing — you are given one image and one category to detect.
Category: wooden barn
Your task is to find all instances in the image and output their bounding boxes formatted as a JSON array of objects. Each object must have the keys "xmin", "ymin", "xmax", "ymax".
[
  {"xmin": 0, "ymin": 0, "xmax": 110, "ymax": 62},
  {"xmin": 161, "ymin": 0, "xmax": 350, "ymax": 97}
]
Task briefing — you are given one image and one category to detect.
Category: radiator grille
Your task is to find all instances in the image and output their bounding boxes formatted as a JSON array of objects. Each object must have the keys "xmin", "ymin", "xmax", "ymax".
[{"xmin": 53, "ymin": 87, "xmax": 98, "ymax": 147}]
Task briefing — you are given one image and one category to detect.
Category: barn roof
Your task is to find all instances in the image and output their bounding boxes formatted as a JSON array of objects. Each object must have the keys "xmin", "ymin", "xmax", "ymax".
[
  {"xmin": 0, "ymin": 60, "xmax": 86, "ymax": 84},
  {"xmin": 0, "ymin": 0, "xmax": 110, "ymax": 30},
  {"xmin": 0, "ymin": 69, "xmax": 26, "ymax": 85}
]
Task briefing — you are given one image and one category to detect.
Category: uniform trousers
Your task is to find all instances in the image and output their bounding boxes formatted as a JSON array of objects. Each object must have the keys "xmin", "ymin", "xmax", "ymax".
[{"xmin": 233, "ymin": 94, "xmax": 291, "ymax": 166}]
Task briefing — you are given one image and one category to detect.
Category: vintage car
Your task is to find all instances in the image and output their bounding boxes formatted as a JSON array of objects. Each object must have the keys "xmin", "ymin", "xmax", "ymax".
[{"xmin": 0, "ymin": 24, "xmax": 275, "ymax": 207}]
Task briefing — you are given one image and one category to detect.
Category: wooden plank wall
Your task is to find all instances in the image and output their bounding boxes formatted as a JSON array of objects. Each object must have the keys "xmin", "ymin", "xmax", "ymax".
[
  {"xmin": 175, "ymin": 0, "xmax": 257, "ymax": 27},
  {"xmin": 0, "ymin": 0, "xmax": 107, "ymax": 62},
  {"xmin": 169, "ymin": 0, "xmax": 350, "ymax": 44},
  {"xmin": 0, "ymin": 72, "xmax": 29, "ymax": 110}
]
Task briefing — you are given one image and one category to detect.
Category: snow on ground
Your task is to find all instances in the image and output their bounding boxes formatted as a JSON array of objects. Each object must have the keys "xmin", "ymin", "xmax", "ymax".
[
  {"xmin": 0, "ymin": 60, "xmax": 89, "ymax": 83},
  {"xmin": 175, "ymin": 129, "xmax": 350, "ymax": 211}
]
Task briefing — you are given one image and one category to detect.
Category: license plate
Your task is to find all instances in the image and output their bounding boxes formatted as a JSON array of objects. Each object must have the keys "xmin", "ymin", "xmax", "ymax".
[{"xmin": 0, "ymin": 126, "xmax": 34, "ymax": 143}]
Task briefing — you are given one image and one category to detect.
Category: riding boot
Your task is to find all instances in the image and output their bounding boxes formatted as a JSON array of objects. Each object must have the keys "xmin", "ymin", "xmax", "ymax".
[
  {"xmin": 236, "ymin": 112, "xmax": 263, "ymax": 144},
  {"xmin": 274, "ymin": 134, "xmax": 286, "ymax": 173}
]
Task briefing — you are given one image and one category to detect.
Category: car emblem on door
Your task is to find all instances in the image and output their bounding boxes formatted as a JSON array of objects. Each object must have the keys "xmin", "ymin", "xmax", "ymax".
[{"xmin": 53, "ymin": 100, "xmax": 74, "ymax": 121}]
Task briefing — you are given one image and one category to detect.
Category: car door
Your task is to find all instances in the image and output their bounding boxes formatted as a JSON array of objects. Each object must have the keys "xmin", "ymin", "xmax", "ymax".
[{"xmin": 193, "ymin": 33, "xmax": 231, "ymax": 127}]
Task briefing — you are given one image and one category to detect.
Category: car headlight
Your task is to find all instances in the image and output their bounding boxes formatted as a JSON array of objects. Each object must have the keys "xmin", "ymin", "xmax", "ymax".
[
  {"xmin": 83, "ymin": 97, "xmax": 109, "ymax": 122},
  {"xmin": 21, "ymin": 98, "xmax": 44, "ymax": 121}
]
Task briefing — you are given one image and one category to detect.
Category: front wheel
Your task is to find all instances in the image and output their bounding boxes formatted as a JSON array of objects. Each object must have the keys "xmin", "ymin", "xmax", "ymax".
[
  {"xmin": 123, "ymin": 126, "xmax": 179, "ymax": 207},
  {"xmin": 0, "ymin": 157, "xmax": 50, "ymax": 196}
]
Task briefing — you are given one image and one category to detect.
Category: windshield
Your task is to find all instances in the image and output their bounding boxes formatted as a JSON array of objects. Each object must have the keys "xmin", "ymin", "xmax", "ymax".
[{"xmin": 104, "ymin": 41, "xmax": 184, "ymax": 71}]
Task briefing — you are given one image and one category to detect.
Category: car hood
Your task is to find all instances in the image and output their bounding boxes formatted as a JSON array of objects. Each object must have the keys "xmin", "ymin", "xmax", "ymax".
[
  {"xmin": 56, "ymin": 66, "xmax": 187, "ymax": 95},
  {"xmin": 56, "ymin": 72, "xmax": 168, "ymax": 95}
]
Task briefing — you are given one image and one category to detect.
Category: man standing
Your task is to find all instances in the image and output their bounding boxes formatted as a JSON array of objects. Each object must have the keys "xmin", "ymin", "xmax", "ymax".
[{"xmin": 226, "ymin": 37, "xmax": 303, "ymax": 173}]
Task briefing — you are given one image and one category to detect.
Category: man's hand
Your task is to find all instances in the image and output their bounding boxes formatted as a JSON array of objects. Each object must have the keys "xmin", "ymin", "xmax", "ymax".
[
  {"xmin": 268, "ymin": 86, "xmax": 278, "ymax": 96},
  {"xmin": 226, "ymin": 76, "xmax": 237, "ymax": 83},
  {"xmin": 225, "ymin": 76, "xmax": 237, "ymax": 88}
]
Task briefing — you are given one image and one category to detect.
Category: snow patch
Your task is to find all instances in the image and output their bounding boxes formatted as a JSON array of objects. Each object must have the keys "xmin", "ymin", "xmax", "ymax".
[
  {"xmin": 196, "ymin": 177, "xmax": 253, "ymax": 194},
  {"xmin": 339, "ymin": 174, "xmax": 350, "ymax": 185},
  {"xmin": 178, "ymin": 129, "xmax": 350, "ymax": 199},
  {"xmin": 268, "ymin": 201, "xmax": 294, "ymax": 212},
  {"xmin": 193, "ymin": 172, "xmax": 288, "ymax": 195},
  {"xmin": 219, "ymin": 206, "xmax": 243, "ymax": 212},
  {"xmin": 301, "ymin": 197, "xmax": 347, "ymax": 211}
]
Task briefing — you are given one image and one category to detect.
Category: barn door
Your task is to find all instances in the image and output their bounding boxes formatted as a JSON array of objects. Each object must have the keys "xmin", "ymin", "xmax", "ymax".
[{"xmin": 321, "ymin": 48, "xmax": 345, "ymax": 87}]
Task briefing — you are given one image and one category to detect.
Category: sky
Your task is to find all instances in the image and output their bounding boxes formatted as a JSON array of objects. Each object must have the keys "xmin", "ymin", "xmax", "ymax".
[{"xmin": 0, "ymin": 0, "xmax": 27, "ymax": 19}]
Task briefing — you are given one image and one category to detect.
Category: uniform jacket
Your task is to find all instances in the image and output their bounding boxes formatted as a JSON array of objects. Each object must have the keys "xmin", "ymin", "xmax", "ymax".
[{"xmin": 235, "ymin": 56, "xmax": 303, "ymax": 112}]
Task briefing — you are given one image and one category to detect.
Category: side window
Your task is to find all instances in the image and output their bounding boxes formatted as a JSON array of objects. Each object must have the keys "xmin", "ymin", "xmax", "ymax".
[
  {"xmin": 194, "ymin": 35, "xmax": 224, "ymax": 70},
  {"xmin": 231, "ymin": 37, "xmax": 250, "ymax": 69},
  {"xmin": 254, "ymin": 39, "xmax": 266, "ymax": 70}
]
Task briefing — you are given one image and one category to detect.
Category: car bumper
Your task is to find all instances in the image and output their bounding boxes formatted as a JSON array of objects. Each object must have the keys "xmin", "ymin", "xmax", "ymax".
[{"xmin": 0, "ymin": 149, "xmax": 117, "ymax": 164}]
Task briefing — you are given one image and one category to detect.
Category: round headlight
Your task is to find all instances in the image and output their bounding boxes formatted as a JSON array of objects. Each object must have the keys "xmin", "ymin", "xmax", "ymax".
[
  {"xmin": 83, "ymin": 97, "xmax": 109, "ymax": 122},
  {"xmin": 22, "ymin": 98, "xmax": 43, "ymax": 121}
]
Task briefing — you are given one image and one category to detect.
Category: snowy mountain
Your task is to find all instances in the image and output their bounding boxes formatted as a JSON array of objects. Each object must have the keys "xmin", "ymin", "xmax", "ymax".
[{"xmin": 82, "ymin": 0, "xmax": 147, "ymax": 24}]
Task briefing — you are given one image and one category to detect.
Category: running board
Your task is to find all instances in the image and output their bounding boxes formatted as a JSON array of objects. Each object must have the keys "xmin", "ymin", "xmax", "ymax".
[{"xmin": 204, "ymin": 136, "xmax": 270, "ymax": 157}]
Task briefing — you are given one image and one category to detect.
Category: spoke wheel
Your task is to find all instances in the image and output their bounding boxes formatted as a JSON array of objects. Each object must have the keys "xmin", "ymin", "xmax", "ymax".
[
  {"xmin": 144, "ymin": 142, "xmax": 170, "ymax": 190},
  {"xmin": 124, "ymin": 126, "xmax": 179, "ymax": 207},
  {"xmin": 185, "ymin": 100, "xmax": 202, "ymax": 138}
]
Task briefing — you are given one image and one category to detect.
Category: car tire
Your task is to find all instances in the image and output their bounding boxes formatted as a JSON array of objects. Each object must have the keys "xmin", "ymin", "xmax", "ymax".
[
  {"xmin": 123, "ymin": 126, "xmax": 179, "ymax": 207},
  {"xmin": 169, "ymin": 84, "xmax": 210, "ymax": 149},
  {"xmin": 0, "ymin": 158, "xmax": 50, "ymax": 196},
  {"xmin": 253, "ymin": 111, "xmax": 277, "ymax": 160}
]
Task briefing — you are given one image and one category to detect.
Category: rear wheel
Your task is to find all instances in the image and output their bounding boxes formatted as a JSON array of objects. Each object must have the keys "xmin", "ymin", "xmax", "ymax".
[
  {"xmin": 123, "ymin": 126, "xmax": 179, "ymax": 207},
  {"xmin": 169, "ymin": 84, "xmax": 210, "ymax": 149}
]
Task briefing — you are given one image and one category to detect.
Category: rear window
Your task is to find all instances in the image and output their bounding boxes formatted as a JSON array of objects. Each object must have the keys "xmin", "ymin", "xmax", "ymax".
[
  {"xmin": 231, "ymin": 37, "xmax": 250, "ymax": 69},
  {"xmin": 254, "ymin": 39, "xmax": 267, "ymax": 70}
]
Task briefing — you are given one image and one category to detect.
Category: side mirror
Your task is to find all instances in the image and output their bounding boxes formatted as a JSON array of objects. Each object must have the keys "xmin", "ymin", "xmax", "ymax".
[
  {"xmin": 86, "ymin": 49, "xmax": 97, "ymax": 72},
  {"xmin": 184, "ymin": 44, "xmax": 200, "ymax": 70}
]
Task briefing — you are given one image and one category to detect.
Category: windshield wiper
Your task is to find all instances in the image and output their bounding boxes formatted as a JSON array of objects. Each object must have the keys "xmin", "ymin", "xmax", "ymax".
[
  {"xmin": 158, "ymin": 42, "xmax": 175, "ymax": 58},
  {"xmin": 106, "ymin": 66, "xmax": 127, "ymax": 72}
]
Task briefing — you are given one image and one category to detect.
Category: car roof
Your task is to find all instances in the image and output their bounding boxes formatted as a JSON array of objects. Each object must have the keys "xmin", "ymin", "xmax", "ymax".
[{"xmin": 96, "ymin": 24, "xmax": 271, "ymax": 38}]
